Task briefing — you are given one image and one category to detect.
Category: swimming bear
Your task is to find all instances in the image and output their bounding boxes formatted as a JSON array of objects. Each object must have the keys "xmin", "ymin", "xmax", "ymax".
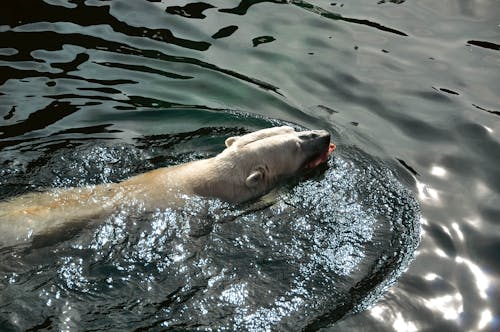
[{"xmin": 0, "ymin": 126, "xmax": 334, "ymax": 247}]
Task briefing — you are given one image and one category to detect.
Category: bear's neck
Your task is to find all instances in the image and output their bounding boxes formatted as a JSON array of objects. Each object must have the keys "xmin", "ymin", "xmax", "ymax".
[
  {"xmin": 123, "ymin": 156, "xmax": 255, "ymax": 204},
  {"xmin": 172, "ymin": 157, "xmax": 253, "ymax": 203}
]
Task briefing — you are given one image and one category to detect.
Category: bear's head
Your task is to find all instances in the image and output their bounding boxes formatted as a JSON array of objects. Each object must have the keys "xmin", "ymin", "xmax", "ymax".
[{"xmin": 215, "ymin": 126, "xmax": 335, "ymax": 202}]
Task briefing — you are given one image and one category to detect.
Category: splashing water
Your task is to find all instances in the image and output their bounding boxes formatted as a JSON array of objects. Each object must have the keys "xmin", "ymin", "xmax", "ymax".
[{"xmin": 0, "ymin": 129, "xmax": 420, "ymax": 331}]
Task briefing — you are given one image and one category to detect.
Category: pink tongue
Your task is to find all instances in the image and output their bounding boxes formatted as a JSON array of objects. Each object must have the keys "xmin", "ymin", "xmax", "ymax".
[{"xmin": 306, "ymin": 143, "xmax": 336, "ymax": 169}]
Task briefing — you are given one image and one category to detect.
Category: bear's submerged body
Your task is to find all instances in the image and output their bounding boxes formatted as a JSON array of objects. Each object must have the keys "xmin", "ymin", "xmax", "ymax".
[{"xmin": 0, "ymin": 126, "xmax": 334, "ymax": 247}]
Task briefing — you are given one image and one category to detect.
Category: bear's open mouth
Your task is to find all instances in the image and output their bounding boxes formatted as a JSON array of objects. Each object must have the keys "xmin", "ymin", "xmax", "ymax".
[{"xmin": 304, "ymin": 143, "xmax": 336, "ymax": 170}]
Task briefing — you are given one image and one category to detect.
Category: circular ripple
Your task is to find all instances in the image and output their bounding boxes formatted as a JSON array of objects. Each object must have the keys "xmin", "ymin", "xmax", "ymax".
[{"xmin": 0, "ymin": 115, "xmax": 420, "ymax": 331}]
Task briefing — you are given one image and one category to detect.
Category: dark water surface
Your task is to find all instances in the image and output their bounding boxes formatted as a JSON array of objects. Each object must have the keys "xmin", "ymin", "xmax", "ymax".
[{"xmin": 0, "ymin": 0, "xmax": 499, "ymax": 331}]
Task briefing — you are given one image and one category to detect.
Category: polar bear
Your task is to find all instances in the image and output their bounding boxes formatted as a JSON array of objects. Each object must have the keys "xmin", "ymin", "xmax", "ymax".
[{"xmin": 0, "ymin": 126, "xmax": 335, "ymax": 247}]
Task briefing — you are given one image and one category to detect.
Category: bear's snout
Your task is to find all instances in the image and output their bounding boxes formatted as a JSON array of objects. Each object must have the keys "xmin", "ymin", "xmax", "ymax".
[{"xmin": 299, "ymin": 130, "xmax": 331, "ymax": 155}]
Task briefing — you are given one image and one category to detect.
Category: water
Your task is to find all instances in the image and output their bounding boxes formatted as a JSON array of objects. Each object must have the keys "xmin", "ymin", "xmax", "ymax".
[{"xmin": 0, "ymin": 0, "xmax": 498, "ymax": 331}]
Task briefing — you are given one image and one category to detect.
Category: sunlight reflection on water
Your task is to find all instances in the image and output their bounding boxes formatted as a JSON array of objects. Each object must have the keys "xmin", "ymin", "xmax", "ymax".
[
  {"xmin": 2, "ymin": 0, "xmax": 499, "ymax": 329},
  {"xmin": 0, "ymin": 139, "xmax": 420, "ymax": 330}
]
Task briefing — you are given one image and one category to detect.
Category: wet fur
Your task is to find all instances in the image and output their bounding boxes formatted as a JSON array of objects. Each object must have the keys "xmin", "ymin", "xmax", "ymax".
[{"xmin": 0, "ymin": 126, "xmax": 331, "ymax": 247}]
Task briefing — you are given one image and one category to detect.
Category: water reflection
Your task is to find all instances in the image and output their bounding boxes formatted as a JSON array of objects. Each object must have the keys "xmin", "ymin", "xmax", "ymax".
[
  {"xmin": 416, "ymin": 180, "xmax": 440, "ymax": 203},
  {"xmin": 1, "ymin": 0, "xmax": 499, "ymax": 330},
  {"xmin": 430, "ymin": 165, "xmax": 446, "ymax": 177},
  {"xmin": 0, "ymin": 128, "xmax": 420, "ymax": 330},
  {"xmin": 455, "ymin": 256, "xmax": 489, "ymax": 300}
]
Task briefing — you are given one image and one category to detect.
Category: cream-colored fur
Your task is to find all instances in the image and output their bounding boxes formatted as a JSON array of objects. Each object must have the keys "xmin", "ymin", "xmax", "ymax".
[{"xmin": 0, "ymin": 126, "xmax": 331, "ymax": 247}]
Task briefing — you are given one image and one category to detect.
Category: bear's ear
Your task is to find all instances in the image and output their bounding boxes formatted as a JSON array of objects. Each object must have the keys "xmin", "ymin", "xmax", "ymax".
[
  {"xmin": 225, "ymin": 136, "xmax": 239, "ymax": 147},
  {"xmin": 245, "ymin": 168, "xmax": 264, "ymax": 188}
]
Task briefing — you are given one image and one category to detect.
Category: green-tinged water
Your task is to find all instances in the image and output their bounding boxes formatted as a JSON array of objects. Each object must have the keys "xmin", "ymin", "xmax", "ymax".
[{"xmin": 0, "ymin": 0, "xmax": 499, "ymax": 331}]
